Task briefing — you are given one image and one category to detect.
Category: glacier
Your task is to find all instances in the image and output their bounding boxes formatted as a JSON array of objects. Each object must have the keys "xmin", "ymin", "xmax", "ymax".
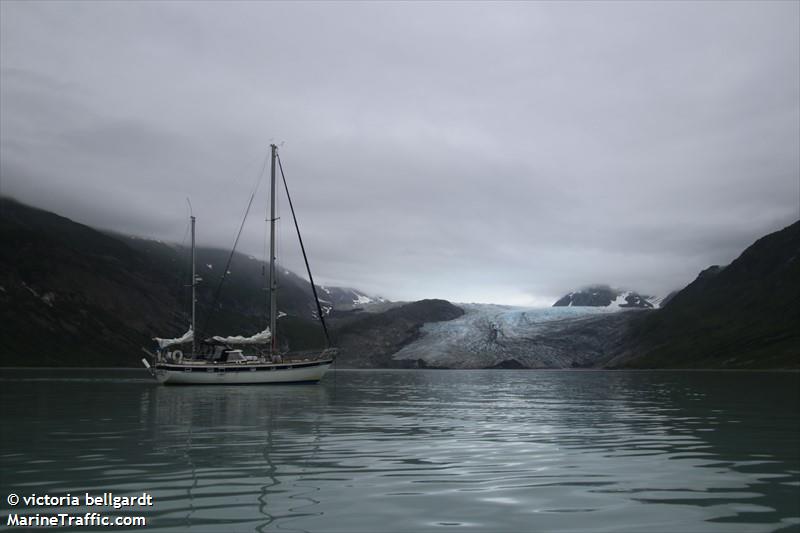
[{"xmin": 393, "ymin": 304, "xmax": 638, "ymax": 369}]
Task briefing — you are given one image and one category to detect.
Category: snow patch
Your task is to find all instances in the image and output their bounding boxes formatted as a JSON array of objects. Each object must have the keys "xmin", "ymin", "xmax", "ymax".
[
  {"xmin": 22, "ymin": 282, "xmax": 38, "ymax": 297},
  {"xmin": 608, "ymin": 292, "xmax": 630, "ymax": 308},
  {"xmin": 645, "ymin": 295, "xmax": 663, "ymax": 308},
  {"xmin": 41, "ymin": 292, "xmax": 55, "ymax": 307},
  {"xmin": 352, "ymin": 293, "xmax": 373, "ymax": 305}
]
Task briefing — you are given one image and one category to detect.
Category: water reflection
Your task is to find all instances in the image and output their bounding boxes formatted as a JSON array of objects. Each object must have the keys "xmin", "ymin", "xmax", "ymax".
[
  {"xmin": 0, "ymin": 369, "xmax": 798, "ymax": 532},
  {"xmin": 140, "ymin": 383, "xmax": 330, "ymax": 531}
]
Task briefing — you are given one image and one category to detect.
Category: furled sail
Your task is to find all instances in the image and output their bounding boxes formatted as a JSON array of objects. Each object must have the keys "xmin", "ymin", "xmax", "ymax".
[
  {"xmin": 211, "ymin": 328, "xmax": 272, "ymax": 345},
  {"xmin": 154, "ymin": 328, "xmax": 193, "ymax": 349}
]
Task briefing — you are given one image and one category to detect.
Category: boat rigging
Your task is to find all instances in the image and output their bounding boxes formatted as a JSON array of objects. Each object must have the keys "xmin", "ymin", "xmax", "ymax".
[{"xmin": 142, "ymin": 144, "xmax": 336, "ymax": 384}]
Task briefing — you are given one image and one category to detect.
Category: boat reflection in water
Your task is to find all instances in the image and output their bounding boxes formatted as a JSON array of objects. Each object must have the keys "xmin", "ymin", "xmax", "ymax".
[{"xmin": 140, "ymin": 382, "xmax": 331, "ymax": 531}]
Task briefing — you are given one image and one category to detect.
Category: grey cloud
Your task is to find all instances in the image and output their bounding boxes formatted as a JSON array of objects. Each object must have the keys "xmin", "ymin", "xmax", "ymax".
[{"xmin": 1, "ymin": 1, "xmax": 798, "ymax": 305}]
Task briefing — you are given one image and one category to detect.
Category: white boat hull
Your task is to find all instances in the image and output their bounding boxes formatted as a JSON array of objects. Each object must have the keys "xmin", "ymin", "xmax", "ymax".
[{"xmin": 154, "ymin": 360, "xmax": 332, "ymax": 385}]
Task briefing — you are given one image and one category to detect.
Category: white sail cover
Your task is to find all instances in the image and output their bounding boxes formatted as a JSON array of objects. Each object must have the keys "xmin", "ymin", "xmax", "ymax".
[
  {"xmin": 212, "ymin": 328, "xmax": 272, "ymax": 345},
  {"xmin": 154, "ymin": 328, "xmax": 194, "ymax": 349}
]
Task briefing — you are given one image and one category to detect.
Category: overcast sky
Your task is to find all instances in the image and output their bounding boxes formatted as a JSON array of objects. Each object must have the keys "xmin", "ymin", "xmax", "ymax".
[{"xmin": 1, "ymin": 1, "xmax": 798, "ymax": 306}]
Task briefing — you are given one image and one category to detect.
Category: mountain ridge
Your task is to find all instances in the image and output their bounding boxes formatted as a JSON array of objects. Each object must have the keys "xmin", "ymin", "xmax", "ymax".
[
  {"xmin": 0, "ymin": 198, "xmax": 388, "ymax": 366},
  {"xmin": 553, "ymin": 285, "xmax": 660, "ymax": 308},
  {"xmin": 610, "ymin": 220, "xmax": 800, "ymax": 368},
  {"xmin": 2, "ymin": 198, "xmax": 796, "ymax": 369}
]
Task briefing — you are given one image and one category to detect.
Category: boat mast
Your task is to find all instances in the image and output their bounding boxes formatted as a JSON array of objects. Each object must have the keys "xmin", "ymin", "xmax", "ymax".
[
  {"xmin": 268, "ymin": 144, "xmax": 278, "ymax": 355},
  {"xmin": 190, "ymin": 214, "xmax": 196, "ymax": 355}
]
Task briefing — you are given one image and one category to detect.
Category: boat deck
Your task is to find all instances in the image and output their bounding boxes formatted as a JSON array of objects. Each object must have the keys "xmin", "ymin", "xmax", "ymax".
[{"xmin": 156, "ymin": 357, "xmax": 333, "ymax": 371}]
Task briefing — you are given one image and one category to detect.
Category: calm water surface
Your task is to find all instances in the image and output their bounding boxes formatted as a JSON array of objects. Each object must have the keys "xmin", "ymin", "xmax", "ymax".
[{"xmin": 1, "ymin": 369, "xmax": 798, "ymax": 532}]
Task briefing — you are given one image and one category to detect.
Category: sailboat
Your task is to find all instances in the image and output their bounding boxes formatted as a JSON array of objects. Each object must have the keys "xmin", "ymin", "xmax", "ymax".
[{"xmin": 142, "ymin": 144, "xmax": 337, "ymax": 384}]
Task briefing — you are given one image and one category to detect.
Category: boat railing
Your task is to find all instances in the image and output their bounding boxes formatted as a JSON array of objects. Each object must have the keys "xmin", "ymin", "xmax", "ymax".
[{"xmin": 280, "ymin": 348, "xmax": 338, "ymax": 362}]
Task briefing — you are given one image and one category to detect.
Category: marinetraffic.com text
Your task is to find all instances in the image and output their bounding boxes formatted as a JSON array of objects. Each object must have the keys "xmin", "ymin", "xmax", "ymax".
[{"xmin": 6, "ymin": 492, "xmax": 151, "ymax": 528}]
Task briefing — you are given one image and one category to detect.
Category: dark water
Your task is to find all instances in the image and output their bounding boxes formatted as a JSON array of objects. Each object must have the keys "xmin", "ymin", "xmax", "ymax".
[{"xmin": 1, "ymin": 369, "xmax": 798, "ymax": 532}]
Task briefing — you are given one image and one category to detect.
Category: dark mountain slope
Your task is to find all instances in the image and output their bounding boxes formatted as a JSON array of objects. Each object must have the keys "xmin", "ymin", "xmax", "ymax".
[
  {"xmin": 611, "ymin": 220, "xmax": 800, "ymax": 368},
  {"xmin": 332, "ymin": 299, "xmax": 465, "ymax": 368},
  {"xmin": 0, "ymin": 199, "xmax": 181, "ymax": 366},
  {"xmin": 0, "ymin": 199, "xmax": 338, "ymax": 365},
  {"xmin": 119, "ymin": 235, "xmax": 316, "ymax": 323}
]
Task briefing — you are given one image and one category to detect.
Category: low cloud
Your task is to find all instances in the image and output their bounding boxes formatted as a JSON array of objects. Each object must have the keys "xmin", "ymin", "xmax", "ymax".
[{"xmin": 2, "ymin": 1, "xmax": 798, "ymax": 305}]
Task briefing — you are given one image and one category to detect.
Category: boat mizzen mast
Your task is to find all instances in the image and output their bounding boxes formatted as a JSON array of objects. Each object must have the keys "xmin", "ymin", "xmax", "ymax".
[{"xmin": 268, "ymin": 144, "xmax": 278, "ymax": 356}]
